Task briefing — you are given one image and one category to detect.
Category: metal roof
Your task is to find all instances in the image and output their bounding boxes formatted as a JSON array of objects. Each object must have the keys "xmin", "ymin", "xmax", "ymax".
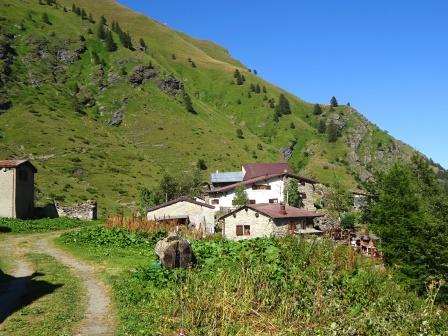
[
  {"xmin": 210, "ymin": 171, "xmax": 244, "ymax": 183},
  {"xmin": 0, "ymin": 160, "xmax": 37, "ymax": 173}
]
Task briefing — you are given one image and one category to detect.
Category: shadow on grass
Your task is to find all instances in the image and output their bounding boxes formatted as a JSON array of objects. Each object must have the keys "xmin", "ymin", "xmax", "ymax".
[
  {"xmin": 0, "ymin": 270, "xmax": 62, "ymax": 323},
  {"xmin": 0, "ymin": 226, "xmax": 12, "ymax": 233}
]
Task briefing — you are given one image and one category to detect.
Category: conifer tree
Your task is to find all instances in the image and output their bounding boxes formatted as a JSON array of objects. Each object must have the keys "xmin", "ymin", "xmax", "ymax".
[
  {"xmin": 327, "ymin": 120, "xmax": 340, "ymax": 142},
  {"xmin": 236, "ymin": 128, "xmax": 244, "ymax": 139},
  {"xmin": 318, "ymin": 119, "xmax": 326, "ymax": 133},
  {"xmin": 81, "ymin": 8, "xmax": 87, "ymax": 19},
  {"xmin": 330, "ymin": 96, "xmax": 338, "ymax": 107},
  {"xmin": 262, "ymin": 85, "xmax": 267, "ymax": 93},
  {"xmin": 139, "ymin": 38, "xmax": 147, "ymax": 51},
  {"xmin": 313, "ymin": 103, "xmax": 323, "ymax": 115},
  {"xmin": 105, "ymin": 30, "xmax": 117, "ymax": 51},
  {"xmin": 42, "ymin": 12, "xmax": 50, "ymax": 24},
  {"xmin": 255, "ymin": 84, "xmax": 261, "ymax": 93},
  {"xmin": 275, "ymin": 94, "xmax": 291, "ymax": 116},
  {"xmin": 99, "ymin": 15, "xmax": 107, "ymax": 26},
  {"xmin": 96, "ymin": 22, "xmax": 106, "ymax": 40},
  {"xmin": 88, "ymin": 13, "xmax": 94, "ymax": 23},
  {"xmin": 71, "ymin": 3, "xmax": 76, "ymax": 12},
  {"xmin": 183, "ymin": 92, "xmax": 196, "ymax": 114}
]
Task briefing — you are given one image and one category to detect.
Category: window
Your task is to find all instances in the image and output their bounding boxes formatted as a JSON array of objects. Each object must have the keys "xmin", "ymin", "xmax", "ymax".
[
  {"xmin": 252, "ymin": 184, "xmax": 271, "ymax": 190},
  {"xmin": 18, "ymin": 170, "xmax": 28, "ymax": 181},
  {"xmin": 211, "ymin": 199, "xmax": 220, "ymax": 205},
  {"xmin": 269, "ymin": 198, "xmax": 278, "ymax": 204},
  {"xmin": 249, "ymin": 199, "xmax": 256, "ymax": 204},
  {"xmin": 236, "ymin": 225, "xmax": 251, "ymax": 236}
]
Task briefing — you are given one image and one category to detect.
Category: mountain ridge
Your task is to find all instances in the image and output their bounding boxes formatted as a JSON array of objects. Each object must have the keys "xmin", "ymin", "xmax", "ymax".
[{"xmin": 0, "ymin": 0, "xmax": 444, "ymax": 214}]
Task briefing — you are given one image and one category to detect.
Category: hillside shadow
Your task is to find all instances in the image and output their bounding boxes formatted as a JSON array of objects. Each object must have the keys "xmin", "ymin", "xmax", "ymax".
[{"xmin": 0, "ymin": 270, "xmax": 63, "ymax": 323}]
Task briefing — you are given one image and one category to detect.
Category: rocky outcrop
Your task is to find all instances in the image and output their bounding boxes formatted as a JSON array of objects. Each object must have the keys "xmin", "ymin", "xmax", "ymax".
[
  {"xmin": 280, "ymin": 138, "xmax": 297, "ymax": 160},
  {"xmin": 154, "ymin": 234, "xmax": 194, "ymax": 269},
  {"xmin": 128, "ymin": 64, "xmax": 158, "ymax": 86},
  {"xmin": 55, "ymin": 48, "xmax": 80, "ymax": 64},
  {"xmin": 157, "ymin": 75, "xmax": 184, "ymax": 96},
  {"xmin": 108, "ymin": 109, "xmax": 124, "ymax": 126}
]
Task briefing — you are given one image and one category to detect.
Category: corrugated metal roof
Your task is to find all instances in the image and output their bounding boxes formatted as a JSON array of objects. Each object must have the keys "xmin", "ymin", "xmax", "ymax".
[{"xmin": 211, "ymin": 171, "xmax": 244, "ymax": 183}]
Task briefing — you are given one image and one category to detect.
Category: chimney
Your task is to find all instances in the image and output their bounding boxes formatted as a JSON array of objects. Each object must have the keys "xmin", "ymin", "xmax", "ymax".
[{"xmin": 279, "ymin": 203, "xmax": 287, "ymax": 215}]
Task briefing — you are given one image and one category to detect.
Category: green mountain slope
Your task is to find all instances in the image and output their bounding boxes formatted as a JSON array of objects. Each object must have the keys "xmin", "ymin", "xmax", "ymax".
[{"xmin": 0, "ymin": 0, "xmax": 442, "ymax": 214}]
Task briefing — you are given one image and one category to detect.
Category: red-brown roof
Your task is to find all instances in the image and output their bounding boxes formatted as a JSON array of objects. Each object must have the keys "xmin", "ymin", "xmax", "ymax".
[
  {"xmin": 220, "ymin": 203, "xmax": 322, "ymax": 220},
  {"xmin": 147, "ymin": 196, "xmax": 215, "ymax": 212},
  {"xmin": 207, "ymin": 172, "xmax": 317, "ymax": 194},
  {"xmin": 0, "ymin": 160, "xmax": 37, "ymax": 172},
  {"xmin": 242, "ymin": 163, "xmax": 293, "ymax": 180}
]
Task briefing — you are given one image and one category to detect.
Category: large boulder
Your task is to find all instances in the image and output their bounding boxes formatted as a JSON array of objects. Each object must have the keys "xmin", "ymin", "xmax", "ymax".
[
  {"xmin": 128, "ymin": 64, "xmax": 158, "ymax": 86},
  {"xmin": 154, "ymin": 234, "xmax": 194, "ymax": 269}
]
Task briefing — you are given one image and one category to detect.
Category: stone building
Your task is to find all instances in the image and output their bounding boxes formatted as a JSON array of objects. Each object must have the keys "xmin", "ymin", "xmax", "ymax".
[
  {"xmin": 219, "ymin": 203, "xmax": 322, "ymax": 241},
  {"xmin": 147, "ymin": 196, "xmax": 216, "ymax": 233},
  {"xmin": 0, "ymin": 160, "xmax": 37, "ymax": 219}
]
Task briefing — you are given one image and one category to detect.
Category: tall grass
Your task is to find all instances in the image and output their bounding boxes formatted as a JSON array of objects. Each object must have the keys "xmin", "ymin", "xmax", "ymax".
[{"xmin": 113, "ymin": 237, "xmax": 448, "ymax": 335}]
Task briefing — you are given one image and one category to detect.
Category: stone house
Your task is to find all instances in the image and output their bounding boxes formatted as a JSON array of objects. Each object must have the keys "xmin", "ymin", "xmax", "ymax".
[
  {"xmin": 0, "ymin": 160, "xmax": 37, "ymax": 219},
  {"xmin": 207, "ymin": 162, "xmax": 318, "ymax": 211},
  {"xmin": 219, "ymin": 203, "xmax": 322, "ymax": 241},
  {"xmin": 147, "ymin": 196, "xmax": 216, "ymax": 233}
]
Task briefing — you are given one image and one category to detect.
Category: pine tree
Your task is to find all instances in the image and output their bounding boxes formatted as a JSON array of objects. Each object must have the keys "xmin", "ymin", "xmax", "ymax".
[
  {"xmin": 42, "ymin": 12, "xmax": 50, "ymax": 24},
  {"xmin": 313, "ymin": 104, "xmax": 323, "ymax": 115},
  {"xmin": 191, "ymin": 61, "xmax": 197, "ymax": 68},
  {"xmin": 255, "ymin": 84, "xmax": 261, "ymax": 93},
  {"xmin": 330, "ymin": 96, "xmax": 338, "ymax": 107},
  {"xmin": 81, "ymin": 8, "xmax": 87, "ymax": 20},
  {"xmin": 197, "ymin": 159, "xmax": 207, "ymax": 170},
  {"xmin": 290, "ymin": 122, "xmax": 296, "ymax": 129},
  {"xmin": 71, "ymin": 3, "xmax": 76, "ymax": 12},
  {"xmin": 88, "ymin": 13, "xmax": 94, "ymax": 23},
  {"xmin": 327, "ymin": 120, "xmax": 340, "ymax": 142},
  {"xmin": 75, "ymin": 6, "xmax": 81, "ymax": 16},
  {"xmin": 139, "ymin": 38, "xmax": 147, "ymax": 51},
  {"xmin": 253, "ymin": 69, "xmax": 258, "ymax": 75},
  {"xmin": 236, "ymin": 128, "xmax": 244, "ymax": 139},
  {"xmin": 318, "ymin": 119, "xmax": 326, "ymax": 133},
  {"xmin": 183, "ymin": 92, "xmax": 196, "ymax": 114},
  {"xmin": 171, "ymin": 53, "xmax": 176, "ymax": 60},
  {"xmin": 234, "ymin": 69, "xmax": 244, "ymax": 85},
  {"xmin": 105, "ymin": 30, "xmax": 117, "ymax": 51},
  {"xmin": 262, "ymin": 85, "xmax": 267, "ymax": 93},
  {"xmin": 250, "ymin": 83, "xmax": 256, "ymax": 92},
  {"xmin": 275, "ymin": 94, "xmax": 291, "ymax": 116},
  {"xmin": 99, "ymin": 15, "xmax": 107, "ymax": 26},
  {"xmin": 96, "ymin": 23, "xmax": 106, "ymax": 40},
  {"xmin": 87, "ymin": 28, "xmax": 93, "ymax": 35}
]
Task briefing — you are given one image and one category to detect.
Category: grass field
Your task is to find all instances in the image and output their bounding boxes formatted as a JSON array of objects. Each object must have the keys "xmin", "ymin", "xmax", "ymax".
[
  {"xmin": 57, "ymin": 226, "xmax": 448, "ymax": 335},
  {"xmin": 0, "ymin": 218, "xmax": 98, "ymax": 234}
]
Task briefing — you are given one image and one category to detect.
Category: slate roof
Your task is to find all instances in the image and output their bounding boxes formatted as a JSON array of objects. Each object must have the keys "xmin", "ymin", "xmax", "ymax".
[
  {"xmin": 242, "ymin": 163, "xmax": 293, "ymax": 180},
  {"xmin": 207, "ymin": 172, "xmax": 317, "ymax": 194},
  {"xmin": 0, "ymin": 160, "xmax": 37, "ymax": 173},
  {"xmin": 220, "ymin": 203, "xmax": 322, "ymax": 220},
  {"xmin": 147, "ymin": 196, "xmax": 215, "ymax": 212}
]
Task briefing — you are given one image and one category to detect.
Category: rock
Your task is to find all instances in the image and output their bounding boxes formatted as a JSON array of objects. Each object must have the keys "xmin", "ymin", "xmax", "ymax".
[
  {"xmin": 55, "ymin": 48, "xmax": 80, "ymax": 64},
  {"xmin": 280, "ymin": 138, "xmax": 297, "ymax": 160},
  {"xmin": 108, "ymin": 109, "xmax": 124, "ymax": 126},
  {"xmin": 128, "ymin": 64, "xmax": 158, "ymax": 86},
  {"xmin": 154, "ymin": 234, "xmax": 194, "ymax": 269},
  {"xmin": 157, "ymin": 75, "xmax": 184, "ymax": 96}
]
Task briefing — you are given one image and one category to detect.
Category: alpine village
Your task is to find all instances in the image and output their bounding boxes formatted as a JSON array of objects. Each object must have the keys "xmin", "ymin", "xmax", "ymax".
[{"xmin": 0, "ymin": 1, "xmax": 447, "ymax": 335}]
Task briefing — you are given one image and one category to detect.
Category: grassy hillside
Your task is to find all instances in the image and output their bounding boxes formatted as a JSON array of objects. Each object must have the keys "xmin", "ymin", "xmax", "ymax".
[{"xmin": 0, "ymin": 0, "xmax": 437, "ymax": 215}]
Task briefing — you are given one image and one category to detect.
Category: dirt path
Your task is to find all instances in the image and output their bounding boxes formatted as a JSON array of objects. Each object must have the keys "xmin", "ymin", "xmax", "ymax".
[{"xmin": 0, "ymin": 233, "xmax": 116, "ymax": 335}]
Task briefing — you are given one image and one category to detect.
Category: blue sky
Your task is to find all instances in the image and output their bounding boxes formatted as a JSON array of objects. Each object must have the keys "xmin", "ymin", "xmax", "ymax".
[{"xmin": 119, "ymin": 0, "xmax": 448, "ymax": 168}]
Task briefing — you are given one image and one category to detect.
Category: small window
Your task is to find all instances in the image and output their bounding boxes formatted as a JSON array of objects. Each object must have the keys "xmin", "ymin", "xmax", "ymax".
[
  {"xmin": 18, "ymin": 170, "xmax": 28, "ymax": 181},
  {"xmin": 269, "ymin": 198, "xmax": 278, "ymax": 204},
  {"xmin": 211, "ymin": 199, "xmax": 220, "ymax": 205},
  {"xmin": 236, "ymin": 225, "xmax": 251, "ymax": 236},
  {"xmin": 249, "ymin": 199, "xmax": 256, "ymax": 204},
  {"xmin": 252, "ymin": 184, "xmax": 271, "ymax": 190}
]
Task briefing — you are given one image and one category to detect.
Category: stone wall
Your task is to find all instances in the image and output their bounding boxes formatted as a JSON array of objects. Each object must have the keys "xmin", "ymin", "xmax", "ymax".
[{"xmin": 55, "ymin": 200, "xmax": 97, "ymax": 220}]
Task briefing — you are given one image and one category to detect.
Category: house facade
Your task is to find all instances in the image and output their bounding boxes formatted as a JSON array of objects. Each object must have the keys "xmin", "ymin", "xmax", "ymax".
[
  {"xmin": 219, "ymin": 203, "xmax": 322, "ymax": 241},
  {"xmin": 147, "ymin": 196, "xmax": 215, "ymax": 233},
  {"xmin": 0, "ymin": 160, "xmax": 37, "ymax": 219},
  {"xmin": 207, "ymin": 163, "xmax": 317, "ymax": 211}
]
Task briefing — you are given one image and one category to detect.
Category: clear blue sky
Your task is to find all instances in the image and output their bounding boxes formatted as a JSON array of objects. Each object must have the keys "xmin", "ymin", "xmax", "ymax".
[{"xmin": 119, "ymin": 0, "xmax": 448, "ymax": 168}]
